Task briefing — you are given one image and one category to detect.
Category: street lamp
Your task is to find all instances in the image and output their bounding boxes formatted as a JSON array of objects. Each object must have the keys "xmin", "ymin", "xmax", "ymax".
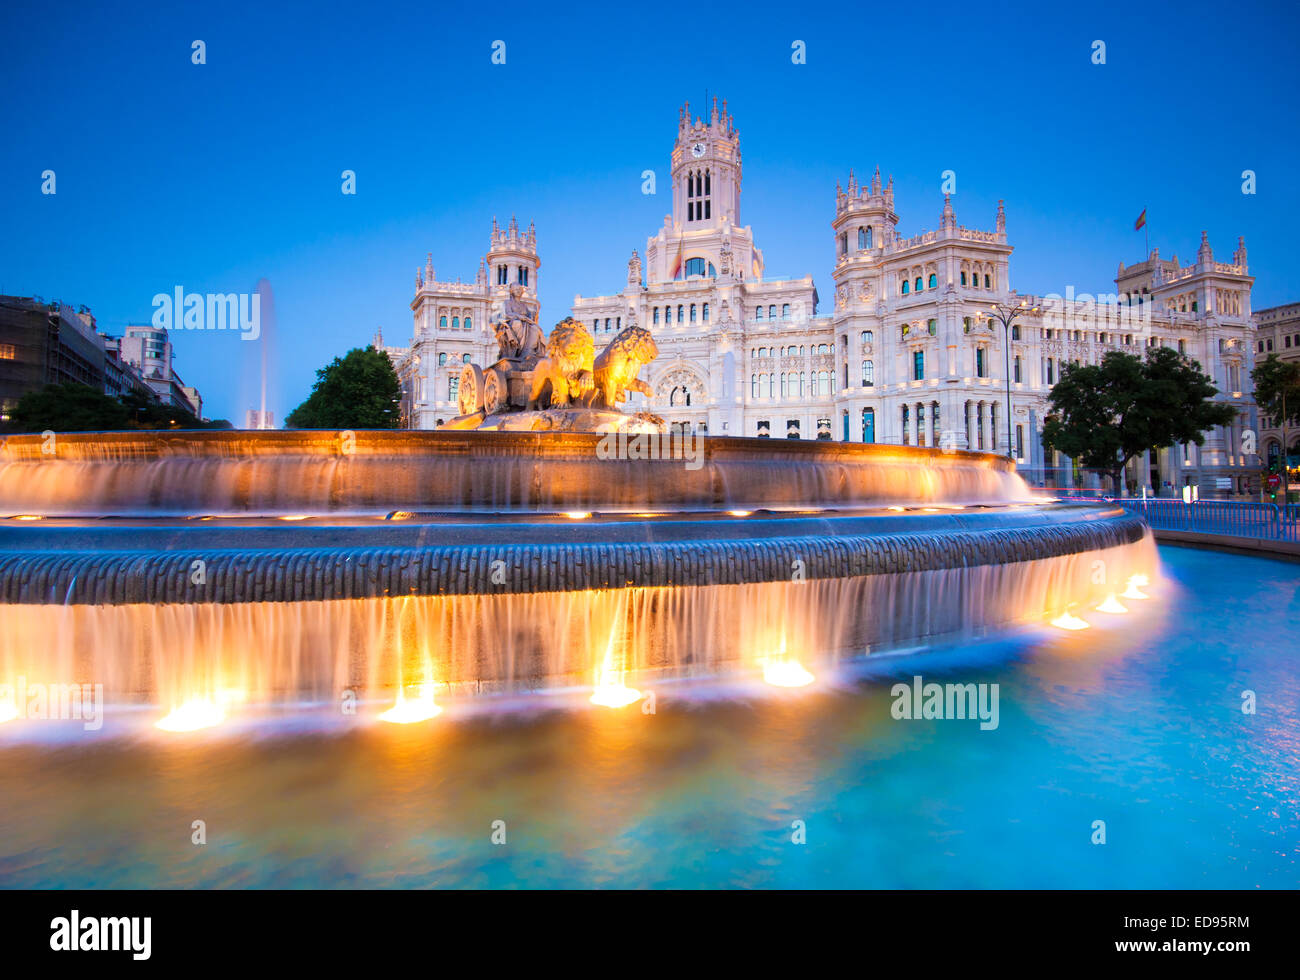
[{"xmin": 989, "ymin": 294, "xmax": 1038, "ymax": 463}]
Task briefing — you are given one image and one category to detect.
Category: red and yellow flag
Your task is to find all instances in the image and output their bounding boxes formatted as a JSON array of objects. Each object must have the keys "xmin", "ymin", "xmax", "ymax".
[
  {"xmin": 1134, "ymin": 209, "xmax": 1147, "ymax": 231},
  {"xmin": 670, "ymin": 237, "xmax": 683, "ymax": 279}
]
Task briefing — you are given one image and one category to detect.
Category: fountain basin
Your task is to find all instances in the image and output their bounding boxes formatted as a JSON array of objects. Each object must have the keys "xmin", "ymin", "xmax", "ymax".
[{"xmin": 0, "ymin": 430, "xmax": 1156, "ymax": 707}]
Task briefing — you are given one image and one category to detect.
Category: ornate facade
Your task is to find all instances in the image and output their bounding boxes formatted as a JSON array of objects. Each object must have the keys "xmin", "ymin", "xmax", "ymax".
[{"xmin": 383, "ymin": 99, "xmax": 1260, "ymax": 493}]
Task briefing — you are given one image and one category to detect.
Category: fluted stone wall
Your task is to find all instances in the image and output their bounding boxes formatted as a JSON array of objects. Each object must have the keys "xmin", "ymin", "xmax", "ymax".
[{"xmin": 0, "ymin": 512, "xmax": 1148, "ymax": 605}]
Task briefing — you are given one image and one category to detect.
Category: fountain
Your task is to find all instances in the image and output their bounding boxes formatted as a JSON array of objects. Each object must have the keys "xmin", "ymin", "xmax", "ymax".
[{"xmin": 0, "ymin": 315, "xmax": 1157, "ymax": 724}]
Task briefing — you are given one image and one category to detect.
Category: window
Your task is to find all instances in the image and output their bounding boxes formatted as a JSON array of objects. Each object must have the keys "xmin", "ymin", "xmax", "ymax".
[
  {"xmin": 862, "ymin": 360, "xmax": 874, "ymax": 386},
  {"xmin": 497, "ymin": 266, "xmax": 508, "ymax": 285},
  {"xmin": 0, "ymin": 344, "xmax": 14, "ymax": 360},
  {"xmin": 915, "ymin": 277, "xmax": 923, "ymax": 292},
  {"xmin": 684, "ymin": 257, "xmax": 707, "ymax": 278},
  {"xmin": 818, "ymin": 343, "xmax": 828, "ymax": 355},
  {"xmin": 462, "ymin": 353, "xmax": 471, "ymax": 363},
  {"xmin": 960, "ymin": 271, "xmax": 967, "ymax": 286},
  {"xmin": 755, "ymin": 306, "xmax": 764, "ymax": 321},
  {"xmin": 448, "ymin": 375, "xmax": 459, "ymax": 400},
  {"xmin": 927, "ymin": 319, "xmax": 937, "ymax": 335},
  {"xmin": 1011, "ymin": 324, "xmax": 1019, "ymax": 341},
  {"xmin": 518, "ymin": 266, "xmax": 529, "ymax": 286},
  {"xmin": 901, "ymin": 279, "xmax": 910, "ymax": 295},
  {"xmin": 862, "ymin": 407, "xmax": 875, "ymax": 443},
  {"xmin": 677, "ymin": 305, "xmax": 684, "ymax": 323},
  {"xmin": 464, "ymin": 316, "xmax": 472, "ymax": 331},
  {"xmin": 653, "ymin": 307, "xmax": 660, "ymax": 325},
  {"xmin": 984, "ymin": 274, "xmax": 991, "ymax": 288},
  {"xmin": 963, "ymin": 316, "xmax": 972, "ymax": 333},
  {"xmin": 703, "ymin": 303, "xmax": 710, "ymax": 321},
  {"xmin": 439, "ymin": 316, "xmax": 447, "ymax": 329},
  {"xmin": 690, "ymin": 304, "xmax": 697, "ymax": 323},
  {"xmin": 902, "ymin": 405, "xmax": 910, "ymax": 445},
  {"xmin": 839, "ymin": 232, "xmax": 848, "ymax": 256},
  {"xmin": 768, "ymin": 305, "xmax": 776, "ymax": 319},
  {"xmin": 782, "ymin": 304, "xmax": 790, "ymax": 320},
  {"xmin": 451, "ymin": 316, "xmax": 459, "ymax": 329},
  {"xmin": 605, "ymin": 318, "xmax": 611, "ymax": 332},
  {"xmin": 861, "ymin": 330, "xmax": 873, "ymax": 345},
  {"xmin": 913, "ymin": 350, "xmax": 924, "ymax": 381},
  {"xmin": 976, "ymin": 348, "xmax": 986, "ymax": 378},
  {"xmin": 751, "ymin": 375, "xmax": 758, "ymax": 398},
  {"xmin": 1016, "ymin": 425, "xmax": 1024, "ymax": 460},
  {"xmin": 438, "ymin": 352, "xmax": 448, "ymax": 366},
  {"xmin": 1013, "ymin": 355, "xmax": 1021, "ymax": 383},
  {"xmin": 757, "ymin": 419, "xmax": 770, "ymax": 438},
  {"xmin": 857, "ymin": 228, "xmax": 867, "ymax": 250},
  {"xmin": 928, "ymin": 274, "xmax": 937, "ymax": 289}
]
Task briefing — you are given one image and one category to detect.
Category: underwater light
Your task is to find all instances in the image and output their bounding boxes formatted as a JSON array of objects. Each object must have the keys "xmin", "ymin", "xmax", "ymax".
[
  {"xmin": 155, "ymin": 699, "xmax": 225, "ymax": 732},
  {"xmin": 1050, "ymin": 610, "xmax": 1091, "ymax": 630},
  {"xmin": 378, "ymin": 687, "xmax": 442, "ymax": 724},
  {"xmin": 1095, "ymin": 594, "xmax": 1129, "ymax": 614}
]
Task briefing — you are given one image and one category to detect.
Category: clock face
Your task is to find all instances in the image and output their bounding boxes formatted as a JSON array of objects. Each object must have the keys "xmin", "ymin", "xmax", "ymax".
[{"xmin": 691, "ymin": 142, "xmax": 706, "ymax": 158}]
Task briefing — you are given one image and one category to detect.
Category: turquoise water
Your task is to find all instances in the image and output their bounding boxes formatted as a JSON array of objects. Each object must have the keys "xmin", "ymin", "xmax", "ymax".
[{"xmin": 1, "ymin": 545, "xmax": 1296, "ymax": 888}]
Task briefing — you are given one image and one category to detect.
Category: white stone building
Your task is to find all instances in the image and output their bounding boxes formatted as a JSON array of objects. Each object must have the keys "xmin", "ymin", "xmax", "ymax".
[{"xmin": 383, "ymin": 98, "xmax": 1260, "ymax": 495}]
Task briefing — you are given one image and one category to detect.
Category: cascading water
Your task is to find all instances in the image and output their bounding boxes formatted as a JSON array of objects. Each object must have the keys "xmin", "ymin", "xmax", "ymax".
[{"xmin": 0, "ymin": 430, "xmax": 1157, "ymax": 722}]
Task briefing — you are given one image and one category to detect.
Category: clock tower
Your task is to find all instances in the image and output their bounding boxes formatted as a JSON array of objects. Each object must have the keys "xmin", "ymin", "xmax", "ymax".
[{"xmin": 671, "ymin": 97, "xmax": 741, "ymax": 230}]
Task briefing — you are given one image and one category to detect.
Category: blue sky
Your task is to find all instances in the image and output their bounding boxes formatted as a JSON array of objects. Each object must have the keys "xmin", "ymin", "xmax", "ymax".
[{"xmin": 2, "ymin": 0, "xmax": 1297, "ymax": 423}]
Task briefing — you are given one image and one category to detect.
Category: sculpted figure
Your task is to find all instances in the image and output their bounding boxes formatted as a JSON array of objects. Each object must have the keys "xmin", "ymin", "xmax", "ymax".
[
  {"xmin": 526, "ymin": 318, "xmax": 595, "ymax": 409},
  {"xmin": 490, "ymin": 284, "xmax": 545, "ymax": 362},
  {"xmin": 582, "ymin": 325, "xmax": 658, "ymax": 409}
]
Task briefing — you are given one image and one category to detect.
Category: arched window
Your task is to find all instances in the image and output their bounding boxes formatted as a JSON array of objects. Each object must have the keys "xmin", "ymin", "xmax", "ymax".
[
  {"xmin": 818, "ymin": 343, "xmax": 828, "ymax": 355},
  {"xmin": 684, "ymin": 257, "xmax": 707, "ymax": 278},
  {"xmin": 781, "ymin": 373, "xmax": 788, "ymax": 399},
  {"xmin": 439, "ymin": 315, "xmax": 447, "ymax": 329},
  {"xmin": 782, "ymin": 304, "xmax": 790, "ymax": 319},
  {"xmin": 901, "ymin": 279, "xmax": 910, "ymax": 295},
  {"xmin": 799, "ymin": 372, "xmax": 806, "ymax": 397},
  {"xmin": 960, "ymin": 271, "xmax": 967, "ymax": 286},
  {"xmin": 751, "ymin": 374, "xmax": 758, "ymax": 398},
  {"xmin": 605, "ymin": 318, "xmax": 611, "ymax": 332},
  {"xmin": 858, "ymin": 227, "xmax": 867, "ymax": 250},
  {"xmin": 819, "ymin": 370, "xmax": 829, "ymax": 395},
  {"xmin": 927, "ymin": 319, "xmax": 937, "ymax": 335},
  {"xmin": 653, "ymin": 307, "xmax": 660, "ymax": 325},
  {"xmin": 462, "ymin": 353, "xmax": 471, "ymax": 363},
  {"xmin": 902, "ymin": 404, "xmax": 910, "ymax": 445},
  {"xmin": 677, "ymin": 305, "xmax": 684, "ymax": 323},
  {"xmin": 915, "ymin": 277, "xmax": 923, "ymax": 292},
  {"xmin": 1013, "ymin": 355, "xmax": 1022, "ymax": 383},
  {"xmin": 755, "ymin": 306, "xmax": 764, "ymax": 320},
  {"xmin": 863, "ymin": 330, "xmax": 874, "ymax": 345},
  {"xmin": 1011, "ymin": 324, "xmax": 1020, "ymax": 341},
  {"xmin": 768, "ymin": 305, "xmax": 776, "ymax": 319},
  {"xmin": 438, "ymin": 352, "xmax": 447, "ymax": 366},
  {"xmin": 702, "ymin": 303, "xmax": 710, "ymax": 321},
  {"xmin": 451, "ymin": 316, "xmax": 459, "ymax": 329},
  {"xmin": 928, "ymin": 274, "xmax": 937, "ymax": 289},
  {"xmin": 862, "ymin": 360, "xmax": 874, "ymax": 386},
  {"xmin": 984, "ymin": 274, "xmax": 991, "ymax": 288},
  {"xmin": 768, "ymin": 374, "xmax": 776, "ymax": 398},
  {"xmin": 690, "ymin": 304, "xmax": 697, "ymax": 323},
  {"xmin": 464, "ymin": 316, "xmax": 472, "ymax": 331}
]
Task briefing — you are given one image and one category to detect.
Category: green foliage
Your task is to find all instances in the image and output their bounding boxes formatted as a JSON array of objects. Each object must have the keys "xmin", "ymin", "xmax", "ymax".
[
  {"xmin": 1041, "ymin": 347, "xmax": 1238, "ymax": 493},
  {"xmin": 9, "ymin": 383, "xmax": 130, "ymax": 432},
  {"xmin": 5, "ymin": 383, "xmax": 230, "ymax": 434},
  {"xmin": 1251, "ymin": 354, "xmax": 1300, "ymax": 430},
  {"xmin": 284, "ymin": 346, "xmax": 402, "ymax": 429}
]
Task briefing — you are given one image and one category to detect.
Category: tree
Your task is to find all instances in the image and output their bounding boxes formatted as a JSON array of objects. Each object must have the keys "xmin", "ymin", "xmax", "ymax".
[
  {"xmin": 284, "ymin": 346, "xmax": 402, "ymax": 429},
  {"xmin": 1251, "ymin": 353, "xmax": 1300, "ymax": 501},
  {"xmin": 1041, "ymin": 347, "xmax": 1238, "ymax": 495},
  {"xmin": 8, "ymin": 382, "xmax": 130, "ymax": 432}
]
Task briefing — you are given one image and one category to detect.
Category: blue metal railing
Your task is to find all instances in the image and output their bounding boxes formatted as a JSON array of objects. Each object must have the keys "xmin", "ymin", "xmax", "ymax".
[{"xmin": 1099, "ymin": 498, "xmax": 1300, "ymax": 544}]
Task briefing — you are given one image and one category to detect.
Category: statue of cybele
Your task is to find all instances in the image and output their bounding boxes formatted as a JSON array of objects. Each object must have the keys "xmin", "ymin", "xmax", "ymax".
[{"xmin": 490, "ymin": 283, "xmax": 546, "ymax": 364}]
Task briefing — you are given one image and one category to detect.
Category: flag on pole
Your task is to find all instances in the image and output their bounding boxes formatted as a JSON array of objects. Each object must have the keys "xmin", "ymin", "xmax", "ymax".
[
  {"xmin": 670, "ymin": 237, "xmax": 683, "ymax": 279},
  {"xmin": 1134, "ymin": 209, "xmax": 1147, "ymax": 231}
]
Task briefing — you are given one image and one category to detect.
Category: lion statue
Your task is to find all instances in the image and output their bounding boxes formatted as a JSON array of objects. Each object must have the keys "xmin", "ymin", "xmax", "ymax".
[
  {"xmin": 581, "ymin": 325, "xmax": 659, "ymax": 410},
  {"xmin": 526, "ymin": 318, "xmax": 595, "ymax": 410}
]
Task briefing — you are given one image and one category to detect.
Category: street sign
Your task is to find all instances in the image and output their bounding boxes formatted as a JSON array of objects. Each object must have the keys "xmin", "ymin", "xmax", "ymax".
[{"xmin": 1266, "ymin": 473, "xmax": 1281, "ymax": 491}]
